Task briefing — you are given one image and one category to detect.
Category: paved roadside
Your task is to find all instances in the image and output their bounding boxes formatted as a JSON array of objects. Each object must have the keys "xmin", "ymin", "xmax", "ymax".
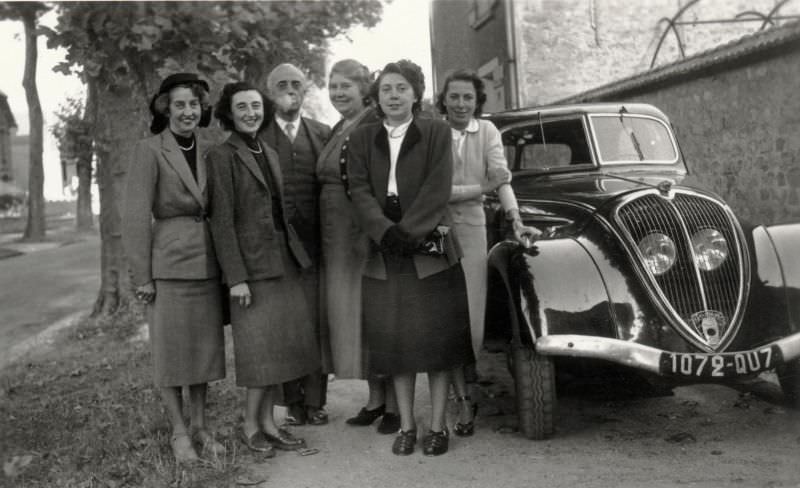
[{"xmin": 0, "ymin": 230, "xmax": 100, "ymax": 368}]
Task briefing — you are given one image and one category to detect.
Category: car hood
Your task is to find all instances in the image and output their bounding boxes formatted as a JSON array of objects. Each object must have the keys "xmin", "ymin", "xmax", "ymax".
[{"xmin": 512, "ymin": 170, "xmax": 690, "ymax": 211}]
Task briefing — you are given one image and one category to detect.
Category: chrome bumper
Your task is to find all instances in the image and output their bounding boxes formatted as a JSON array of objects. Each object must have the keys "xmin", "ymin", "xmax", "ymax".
[{"xmin": 535, "ymin": 332, "xmax": 800, "ymax": 375}]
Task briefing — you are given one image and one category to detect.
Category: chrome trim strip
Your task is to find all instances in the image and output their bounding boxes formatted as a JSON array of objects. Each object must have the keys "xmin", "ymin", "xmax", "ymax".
[{"xmin": 535, "ymin": 332, "xmax": 800, "ymax": 374}]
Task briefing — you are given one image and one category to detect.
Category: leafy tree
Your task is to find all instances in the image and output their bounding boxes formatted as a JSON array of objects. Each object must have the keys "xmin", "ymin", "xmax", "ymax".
[
  {"xmin": 51, "ymin": 96, "xmax": 94, "ymax": 231},
  {"xmin": 48, "ymin": 1, "xmax": 383, "ymax": 315},
  {"xmin": 0, "ymin": 1, "xmax": 50, "ymax": 241}
]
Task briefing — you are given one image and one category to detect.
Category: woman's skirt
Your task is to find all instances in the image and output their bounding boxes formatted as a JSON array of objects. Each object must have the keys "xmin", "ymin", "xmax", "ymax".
[
  {"xmin": 320, "ymin": 184, "xmax": 369, "ymax": 379},
  {"xmin": 148, "ymin": 279, "xmax": 226, "ymax": 387},
  {"xmin": 452, "ymin": 222, "xmax": 489, "ymax": 357},
  {"xmin": 362, "ymin": 254, "xmax": 474, "ymax": 375},
  {"xmin": 229, "ymin": 232, "xmax": 321, "ymax": 387}
]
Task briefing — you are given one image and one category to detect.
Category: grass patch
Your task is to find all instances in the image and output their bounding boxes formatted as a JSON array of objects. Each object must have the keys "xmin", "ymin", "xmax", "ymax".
[{"xmin": 0, "ymin": 310, "xmax": 263, "ymax": 488}]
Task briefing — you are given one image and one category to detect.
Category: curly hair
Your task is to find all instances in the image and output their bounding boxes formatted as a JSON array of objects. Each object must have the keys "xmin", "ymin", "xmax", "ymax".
[
  {"xmin": 213, "ymin": 82, "xmax": 273, "ymax": 132},
  {"xmin": 149, "ymin": 83, "xmax": 212, "ymax": 134},
  {"xmin": 370, "ymin": 59, "xmax": 425, "ymax": 118},
  {"xmin": 435, "ymin": 69, "xmax": 487, "ymax": 117},
  {"xmin": 329, "ymin": 59, "xmax": 373, "ymax": 107}
]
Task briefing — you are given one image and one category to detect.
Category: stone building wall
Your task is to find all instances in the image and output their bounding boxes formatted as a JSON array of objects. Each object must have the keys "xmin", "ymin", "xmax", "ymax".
[{"xmin": 514, "ymin": 0, "xmax": 800, "ymax": 106}]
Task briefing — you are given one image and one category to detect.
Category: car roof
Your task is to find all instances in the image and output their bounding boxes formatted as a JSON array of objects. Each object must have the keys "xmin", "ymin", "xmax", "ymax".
[{"xmin": 484, "ymin": 102, "xmax": 670, "ymax": 126}]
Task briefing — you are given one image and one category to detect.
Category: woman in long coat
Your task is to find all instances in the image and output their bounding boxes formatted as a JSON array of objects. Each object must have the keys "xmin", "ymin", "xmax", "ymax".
[
  {"xmin": 316, "ymin": 59, "xmax": 400, "ymax": 434},
  {"xmin": 206, "ymin": 82, "xmax": 320, "ymax": 456},
  {"xmin": 122, "ymin": 73, "xmax": 226, "ymax": 463},
  {"xmin": 347, "ymin": 60, "xmax": 474, "ymax": 456}
]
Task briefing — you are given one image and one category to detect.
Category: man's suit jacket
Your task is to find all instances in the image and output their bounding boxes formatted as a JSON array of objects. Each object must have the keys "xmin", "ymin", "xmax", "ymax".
[
  {"xmin": 260, "ymin": 117, "xmax": 330, "ymax": 259},
  {"xmin": 347, "ymin": 116, "xmax": 461, "ymax": 280},
  {"xmin": 205, "ymin": 131, "xmax": 312, "ymax": 287},
  {"xmin": 122, "ymin": 130, "xmax": 219, "ymax": 287}
]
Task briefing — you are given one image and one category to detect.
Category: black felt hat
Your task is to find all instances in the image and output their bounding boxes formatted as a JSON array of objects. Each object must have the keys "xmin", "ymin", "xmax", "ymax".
[{"xmin": 149, "ymin": 73, "xmax": 211, "ymax": 134}]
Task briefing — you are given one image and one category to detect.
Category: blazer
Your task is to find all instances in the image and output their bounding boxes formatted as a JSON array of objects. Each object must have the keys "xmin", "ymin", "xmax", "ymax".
[
  {"xmin": 122, "ymin": 130, "xmax": 219, "ymax": 287},
  {"xmin": 347, "ymin": 116, "xmax": 461, "ymax": 280},
  {"xmin": 206, "ymin": 131, "xmax": 312, "ymax": 287}
]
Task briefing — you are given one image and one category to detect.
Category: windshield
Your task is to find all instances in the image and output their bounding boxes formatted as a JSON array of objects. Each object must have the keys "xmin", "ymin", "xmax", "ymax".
[
  {"xmin": 590, "ymin": 114, "xmax": 677, "ymax": 164},
  {"xmin": 501, "ymin": 117, "xmax": 593, "ymax": 172}
]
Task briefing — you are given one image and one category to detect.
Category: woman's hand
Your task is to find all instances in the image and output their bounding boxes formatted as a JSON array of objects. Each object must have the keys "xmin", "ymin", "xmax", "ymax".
[
  {"xmin": 135, "ymin": 282, "xmax": 156, "ymax": 303},
  {"xmin": 512, "ymin": 220, "xmax": 542, "ymax": 248},
  {"xmin": 230, "ymin": 282, "xmax": 252, "ymax": 308},
  {"xmin": 481, "ymin": 166, "xmax": 512, "ymax": 194}
]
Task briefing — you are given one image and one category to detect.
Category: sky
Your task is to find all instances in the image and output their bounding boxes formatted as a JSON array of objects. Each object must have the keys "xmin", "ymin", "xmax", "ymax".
[{"xmin": 0, "ymin": 0, "xmax": 433, "ymax": 199}]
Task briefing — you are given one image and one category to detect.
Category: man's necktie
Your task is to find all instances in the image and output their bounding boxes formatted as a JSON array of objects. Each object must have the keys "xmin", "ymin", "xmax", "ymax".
[{"xmin": 285, "ymin": 122, "xmax": 295, "ymax": 142}]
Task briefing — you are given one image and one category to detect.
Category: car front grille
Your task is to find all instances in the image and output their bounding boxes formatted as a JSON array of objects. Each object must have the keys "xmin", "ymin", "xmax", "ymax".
[{"xmin": 614, "ymin": 191, "xmax": 748, "ymax": 351}]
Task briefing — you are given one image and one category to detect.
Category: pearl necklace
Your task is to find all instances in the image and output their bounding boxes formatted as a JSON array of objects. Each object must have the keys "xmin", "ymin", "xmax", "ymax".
[
  {"xmin": 247, "ymin": 141, "xmax": 263, "ymax": 154},
  {"xmin": 177, "ymin": 139, "xmax": 195, "ymax": 151}
]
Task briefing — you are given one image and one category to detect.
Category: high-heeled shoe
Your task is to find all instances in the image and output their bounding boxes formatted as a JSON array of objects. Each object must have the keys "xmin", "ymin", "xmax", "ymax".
[{"xmin": 453, "ymin": 395, "xmax": 477, "ymax": 437}]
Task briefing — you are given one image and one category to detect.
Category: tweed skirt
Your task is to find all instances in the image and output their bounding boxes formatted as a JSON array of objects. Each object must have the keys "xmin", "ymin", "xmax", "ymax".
[
  {"xmin": 362, "ymin": 254, "xmax": 474, "ymax": 375},
  {"xmin": 320, "ymin": 183, "xmax": 369, "ymax": 379},
  {"xmin": 230, "ymin": 233, "xmax": 321, "ymax": 387},
  {"xmin": 147, "ymin": 279, "xmax": 226, "ymax": 387}
]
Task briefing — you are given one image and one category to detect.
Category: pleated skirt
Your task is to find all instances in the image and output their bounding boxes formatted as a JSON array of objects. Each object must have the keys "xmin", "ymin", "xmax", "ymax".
[
  {"xmin": 362, "ymin": 254, "xmax": 474, "ymax": 375},
  {"xmin": 229, "ymin": 232, "xmax": 321, "ymax": 387},
  {"xmin": 148, "ymin": 279, "xmax": 226, "ymax": 387}
]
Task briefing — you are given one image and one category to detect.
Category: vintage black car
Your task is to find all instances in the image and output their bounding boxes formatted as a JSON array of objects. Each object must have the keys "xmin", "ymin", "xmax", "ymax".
[{"xmin": 482, "ymin": 103, "xmax": 800, "ymax": 439}]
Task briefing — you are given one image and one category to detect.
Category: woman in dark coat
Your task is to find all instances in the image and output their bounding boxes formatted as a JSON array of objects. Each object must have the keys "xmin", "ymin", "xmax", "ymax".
[
  {"xmin": 122, "ymin": 73, "xmax": 226, "ymax": 463},
  {"xmin": 347, "ymin": 60, "xmax": 474, "ymax": 456},
  {"xmin": 205, "ymin": 82, "xmax": 320, "ymax": 456}
]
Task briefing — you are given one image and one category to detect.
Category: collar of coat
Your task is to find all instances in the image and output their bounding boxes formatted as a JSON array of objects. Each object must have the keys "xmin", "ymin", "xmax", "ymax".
[{"xmin": 373, "ymin": 116, "xmax": 423, "ymax": 160}]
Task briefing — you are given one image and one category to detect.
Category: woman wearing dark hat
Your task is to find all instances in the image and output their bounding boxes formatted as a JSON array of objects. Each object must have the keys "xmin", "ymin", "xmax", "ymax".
[
  {"xmin": 347, "ymin": 60, "xmax": 474, "ymax": 456},
  {"xmin": 122, "ymin": 72, "xmax": 226, "ymax": 463},
  {"xmin": 205, "ymin": 82, "xmax": 319, "ymax": 456}
]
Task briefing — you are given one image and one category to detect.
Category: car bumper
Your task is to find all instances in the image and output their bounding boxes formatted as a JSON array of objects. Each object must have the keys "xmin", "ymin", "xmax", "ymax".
[{"xmin": 535, "ymin": 332, "xmax": 800, "ymax": 377}]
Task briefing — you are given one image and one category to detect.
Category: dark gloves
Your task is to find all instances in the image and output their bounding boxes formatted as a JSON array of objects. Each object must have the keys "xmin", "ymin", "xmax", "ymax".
[{"xmin": 379, "ymin": 225, "xmax": 417, "ymax": 256}]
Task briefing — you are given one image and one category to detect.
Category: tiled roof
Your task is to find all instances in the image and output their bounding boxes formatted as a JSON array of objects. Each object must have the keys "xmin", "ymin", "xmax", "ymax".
[{"xmin": 559, "ymin": 19, "xmax": 800, "ymax": 104}]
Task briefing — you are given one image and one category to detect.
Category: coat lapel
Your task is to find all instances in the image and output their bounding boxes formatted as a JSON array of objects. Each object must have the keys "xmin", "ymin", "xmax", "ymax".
[
  {"xmin": 196, "ymin": 136, "xmax": 210, "ymax": 201},
  {"xmin": 227, "ymin": 132, "xmax": 268, "ymax": 190},
  {"xmin": 371, "ymin": 125, "xmax": 390, "ymax": 201},
  {"xmin": 160, "ymin": 131, "xmax": 204, "ymax": 208}
]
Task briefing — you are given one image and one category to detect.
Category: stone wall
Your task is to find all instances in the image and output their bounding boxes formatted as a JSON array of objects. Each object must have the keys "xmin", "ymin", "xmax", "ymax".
[{"xmin": 513, "ymin": 0, "xmax": 800, "ymax": 106}]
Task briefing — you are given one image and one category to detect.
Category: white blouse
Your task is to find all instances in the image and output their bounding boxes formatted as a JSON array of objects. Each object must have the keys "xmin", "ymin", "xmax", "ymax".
[{"xmin": 383, "ymin": 118, "xmax": 412, "ymax": 196}]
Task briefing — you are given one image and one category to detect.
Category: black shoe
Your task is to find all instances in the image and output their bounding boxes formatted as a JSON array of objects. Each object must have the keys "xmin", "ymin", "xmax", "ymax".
[
  {"xmin": 453, "ymin": 395, "xmax": 477, "ymax": 437},
  {"xmin": 264, "ymin": 428, "xmax": 306, "ymax": 451},
  {"xmin": 376, "ymin": 412, "xmax": 401, "ymax": 434},
  {"xmin": 422, "ymin": 428, "xmax": 449, "ymax": 456},
  {"xmin": 306, "ymin": 407, "xmax": 329, "ymax": 426},
  {"xmin": 284, "ymin": 403, "xmax": 307, "ymax": 426},
  {"xmin": 391, "ymin": 429, "xmax": 417, "ymax": 455},
  {"xmin": 346, "ymin": 404, "xmax": 385, "ymax": 426}
]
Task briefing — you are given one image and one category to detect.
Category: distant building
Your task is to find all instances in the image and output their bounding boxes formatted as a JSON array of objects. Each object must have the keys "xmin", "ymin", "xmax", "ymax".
[
  {"xmin": 429, "ymin": 0, "xmax": 800, "ymax": 109},
  {"xmin": 0, "ymin": 90, "xmax": 18, "ymax": 184}
]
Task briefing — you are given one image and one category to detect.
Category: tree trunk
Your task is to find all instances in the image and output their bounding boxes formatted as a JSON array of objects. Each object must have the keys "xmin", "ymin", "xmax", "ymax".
[
  {"xmin": 21, "ymin": 9, "xmax": 45, "ymax": 241},
  {"xmin": 91, "ymin": 84, "xmax": 147, "ymax": 317},
  {"xmin": 76, "ymin": 80, "xmax": 96, "ymax": 232}
]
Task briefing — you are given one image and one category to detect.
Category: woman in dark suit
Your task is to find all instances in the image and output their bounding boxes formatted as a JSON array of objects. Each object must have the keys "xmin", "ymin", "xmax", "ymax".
[
  {"xmin": 206, "ymin": 82, "xmax": 320, "ymax": 456},
  {"xmin": 347, "ymin": 60, "xmax": 474, "ymax": 456},
  {"xmin": 122, "ymin": 73, "xmax": 226, "ymax": 463}
]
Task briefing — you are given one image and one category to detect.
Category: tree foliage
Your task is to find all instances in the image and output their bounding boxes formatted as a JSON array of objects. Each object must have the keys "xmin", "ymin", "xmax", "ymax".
[
  {"xmin": 51, "ymin": 97, "xmax": 94, "ymax": 230},
  {"xmin": 45, "ymin": 0, "xmax": 384, "ymax": 315}
]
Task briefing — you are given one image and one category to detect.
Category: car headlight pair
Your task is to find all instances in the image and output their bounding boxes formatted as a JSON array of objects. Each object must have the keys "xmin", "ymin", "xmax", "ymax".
[{"xmin": 638, "ymin": 229, "xmax": 728, "ymax": 275}]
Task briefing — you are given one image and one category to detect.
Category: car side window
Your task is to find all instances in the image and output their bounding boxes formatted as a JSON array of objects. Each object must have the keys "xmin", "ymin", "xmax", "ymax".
[{"xmin": 502, "ymin": 118, "xmax": 592, "ymax": 171}]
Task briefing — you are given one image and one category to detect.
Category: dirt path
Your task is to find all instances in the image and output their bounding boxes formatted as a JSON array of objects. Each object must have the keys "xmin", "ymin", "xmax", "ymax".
[{"xmin": 235, "ymin": 351, "xmax": 800, "ymax": 488}]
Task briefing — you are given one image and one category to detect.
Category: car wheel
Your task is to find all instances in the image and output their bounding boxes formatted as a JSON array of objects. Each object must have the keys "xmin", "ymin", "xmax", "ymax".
[
  {"xmin": 777, "ymin": 359, "xmax": 800, "ymax": 408},
  {"xmin": 509, "ymin": 344, "xmax": 555, "ymax": 439}
]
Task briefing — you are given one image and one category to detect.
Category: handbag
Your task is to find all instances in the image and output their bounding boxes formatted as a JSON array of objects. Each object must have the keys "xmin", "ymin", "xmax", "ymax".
[{"xmin": 417, "ymin": 225, "xmax": 450, "ymax": 256}]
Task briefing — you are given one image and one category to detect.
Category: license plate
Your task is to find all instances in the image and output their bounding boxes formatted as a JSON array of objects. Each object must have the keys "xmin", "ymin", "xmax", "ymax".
[{"xmin": 660, "ymin": 345, "xmax": 781, "ymax": 378}]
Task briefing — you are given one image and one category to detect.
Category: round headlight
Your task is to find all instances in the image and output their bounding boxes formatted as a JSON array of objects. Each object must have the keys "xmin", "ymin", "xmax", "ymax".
[
  {"xmin": 638, "ymin": 232, "xmax": 676, "ymax": 276},
  {"xmin": 691, "ymin": 228, "xmax": 728, "ymax": 271}
]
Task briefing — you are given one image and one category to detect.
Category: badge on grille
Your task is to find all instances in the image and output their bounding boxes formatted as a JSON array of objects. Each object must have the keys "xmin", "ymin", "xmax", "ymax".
[{"xmin": 690, "ymin": 310, "xmax": 727, "ymax": 347}]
